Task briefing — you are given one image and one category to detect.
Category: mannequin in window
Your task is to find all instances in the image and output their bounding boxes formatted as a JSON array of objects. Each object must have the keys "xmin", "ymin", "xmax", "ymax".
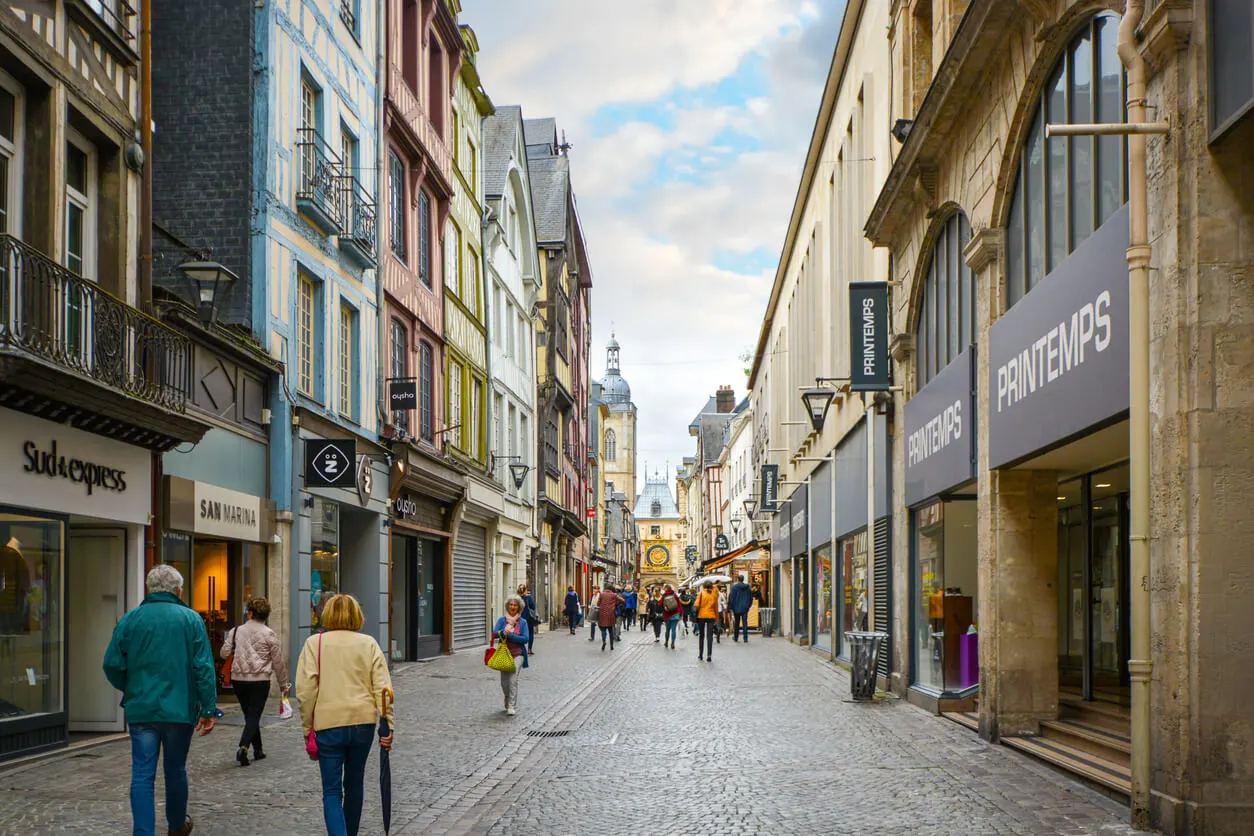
[{"xmin": 0, "ymin": 538, "xmax": 30, "ymax": 634}]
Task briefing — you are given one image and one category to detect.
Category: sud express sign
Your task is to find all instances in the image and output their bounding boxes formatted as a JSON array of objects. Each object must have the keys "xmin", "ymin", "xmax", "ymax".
[{"xmin": 23, "ymin": 440, "xmax": 127, "ymax": 495}]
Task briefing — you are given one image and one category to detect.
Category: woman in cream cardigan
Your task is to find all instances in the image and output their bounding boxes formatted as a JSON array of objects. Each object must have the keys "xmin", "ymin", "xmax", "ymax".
[{"xmin": 296, "ymin": 594, "xmax": 393, "ymax": 836}]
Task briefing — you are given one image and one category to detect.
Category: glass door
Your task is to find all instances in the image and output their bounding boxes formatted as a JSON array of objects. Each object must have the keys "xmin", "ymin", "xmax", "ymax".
[{"xmin": 1090, "ymin": 481, "xmax": 1129, "ymax": 699}]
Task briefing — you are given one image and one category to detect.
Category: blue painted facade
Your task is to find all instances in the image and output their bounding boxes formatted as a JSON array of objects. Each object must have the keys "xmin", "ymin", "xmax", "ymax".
[{"xmin": 252, "ymin": 0, "xmax": 389, "ymax": 655}]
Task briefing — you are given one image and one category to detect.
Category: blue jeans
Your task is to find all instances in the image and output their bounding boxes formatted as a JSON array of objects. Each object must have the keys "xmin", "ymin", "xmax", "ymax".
[
  {"xmin": 599, "ymin": 625, "xmax": 615, "ymax": 648},
  {"xmin": 664, "ymin": 617, "xmax": 679, "ymax": 644},
  {"xmin": 129, "ymin": 722, "xmax": 194, "ymax": 836},
  {"xmin": 733, "ymin": 611, "xmax": 750, "ymax": 641},
  {"xmin": 316, "ymin": 723, "xmax": 375, "ymax": 836}
]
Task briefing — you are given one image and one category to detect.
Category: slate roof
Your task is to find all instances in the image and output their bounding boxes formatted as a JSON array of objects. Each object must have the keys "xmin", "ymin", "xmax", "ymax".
[
  {"xmin": 634, "ymin": 479, "xmax": 680, "ymax": 520},
  {"xmin": 483, "ymin": 105, "xmax": 522, "ymax": 199},
  {"xmin": 687, "ymin": 396, "xmax": 718, "ymax": 433},
  {"xmin": 527, "ymin": 155, "xmax": 569, "ymax": 245},
  {"xmin": 699, "ymin": 413, "xmax": 734, "ymax": 466},
  {"xmin": 523, "ymin": 117, "xmax": 558, "ymax": 157}
]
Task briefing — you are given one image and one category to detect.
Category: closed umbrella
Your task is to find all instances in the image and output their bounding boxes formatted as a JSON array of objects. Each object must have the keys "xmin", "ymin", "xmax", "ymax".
[{"xmin": 378, "ymin": 688, "xmax": 393, "ymax": 833}]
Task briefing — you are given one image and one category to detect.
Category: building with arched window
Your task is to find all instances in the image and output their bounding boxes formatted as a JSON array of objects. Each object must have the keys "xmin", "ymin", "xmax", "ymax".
[{"xmin": 865, "ymin": 2, "xmax": 1254, "ymax": 830}]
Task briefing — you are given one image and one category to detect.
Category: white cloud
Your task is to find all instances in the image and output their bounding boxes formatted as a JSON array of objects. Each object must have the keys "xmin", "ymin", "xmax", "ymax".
[{"xmin": 463, "ymin": 0, "xmax": 841, "ymax": 496}]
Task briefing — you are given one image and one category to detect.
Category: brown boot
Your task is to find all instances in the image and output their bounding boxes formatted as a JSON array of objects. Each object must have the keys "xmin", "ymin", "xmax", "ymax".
[{"xmin": 169, "ymin": 816, "xmax": 193, "ymax": 836}]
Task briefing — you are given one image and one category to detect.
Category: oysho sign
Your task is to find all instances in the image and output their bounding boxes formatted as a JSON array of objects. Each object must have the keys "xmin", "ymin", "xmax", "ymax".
[
  {"xmin": 849, "ymin": 282, "xmax": 890, "ymax": 391},
  {"xmin": 988, "ymin": 206, "xmax": 1130, "ymax": 469},
  {"xmin": 904, "ymin": 348, "xmax": 975, "ymax": 506}
]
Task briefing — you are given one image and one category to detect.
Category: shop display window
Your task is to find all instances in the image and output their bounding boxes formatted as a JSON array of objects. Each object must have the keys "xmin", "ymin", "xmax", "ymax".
[
  {"xmin": 913, "ymin": 499, "xmax": 978, "ymax": 692},
  {"xmin": 311, "ymin": 499, "xmax": 340, "ymax": 629},
  {"xmin": 0, "ymin": 513, "xmax": 64, "ymax": 721},
  {"xmin": 812, "ymin": 546, "xmax": 832, "ymax": 652},
  {"xmin": 840, "ymin": 530, "xmax": 869, "ymax": 641}
]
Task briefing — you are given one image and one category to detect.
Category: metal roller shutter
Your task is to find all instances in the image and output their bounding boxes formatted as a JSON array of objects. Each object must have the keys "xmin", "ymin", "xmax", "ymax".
[
  {"xmin": 453, "ymin": 523, "xmax": 488, "ymax": 649},
  {"xmin": 873, "ymin": 516, "xmax": 892, "ymax": 678}
]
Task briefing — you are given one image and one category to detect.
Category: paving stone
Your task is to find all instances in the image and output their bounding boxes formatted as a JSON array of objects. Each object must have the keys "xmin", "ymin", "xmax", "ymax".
[{"xmin": 0, "ymin": 629, "xmax": 1138, "ymax": 835}]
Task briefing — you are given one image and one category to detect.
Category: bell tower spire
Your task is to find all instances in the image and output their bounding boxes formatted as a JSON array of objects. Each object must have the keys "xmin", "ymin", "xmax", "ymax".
[{"xmin": 607, "ymin": 333, "xmax": 620, "ymax": 373}]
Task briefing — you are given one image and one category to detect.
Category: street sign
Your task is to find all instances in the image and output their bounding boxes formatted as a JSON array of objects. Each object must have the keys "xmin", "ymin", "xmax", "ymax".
[
  {"xmin": 388, "ymin": 380, "xmax": 417, "ymax": 410},
  {"xmin": 306, "ymin": 439, "xmax": 355, "ymax": 489},
  {"xmin": 849, "ymin": 282, "xmax": 890, "ymax": 391},
  {"xmin": 760, "ymin": 464, "xmax": 779, "ymax": 513},
  {"xmin": 586, "ymin": 507, "xmax": 596, "ymax": 518}
]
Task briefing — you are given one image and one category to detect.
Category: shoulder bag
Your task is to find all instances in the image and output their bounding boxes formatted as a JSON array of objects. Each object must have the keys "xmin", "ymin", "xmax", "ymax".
[
  {"xmin": 220, "ymin": 627, "xmax": 238, "ymax": 688},
  {"xmin": 305, "ymin": 633, "xmax": 322, "ymax": 761},
  {"xmin": 487, "ymin": 632, "xmax": 517, "ymax": 673}
]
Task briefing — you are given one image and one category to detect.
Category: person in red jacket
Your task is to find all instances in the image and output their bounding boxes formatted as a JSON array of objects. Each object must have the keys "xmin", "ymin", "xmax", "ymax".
[{"xmin": 595, "ymin": 585, "xmax": 625, "ymax": 651}]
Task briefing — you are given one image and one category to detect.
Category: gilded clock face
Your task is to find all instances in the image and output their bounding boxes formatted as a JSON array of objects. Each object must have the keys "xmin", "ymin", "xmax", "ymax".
[{"xmin": 646, "ymin": 545, "xmax": 670, "ymax": 568}]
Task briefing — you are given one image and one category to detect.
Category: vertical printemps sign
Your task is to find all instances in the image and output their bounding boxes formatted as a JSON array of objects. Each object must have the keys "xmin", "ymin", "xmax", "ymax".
[
  {"xmin": 759, "ymin": 464, "xmax": 779, "ymax": 513},
  {"xmin": 849, "ymin": 282, "xmax": 891, "ymax": 391}
]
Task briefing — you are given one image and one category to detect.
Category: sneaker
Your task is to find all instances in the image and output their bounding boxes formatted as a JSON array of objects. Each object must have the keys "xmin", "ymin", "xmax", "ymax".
[
  {"xmin": 506, "ymin": 707, "xmax": 516, "ymax": 716},
  {"xmin": 707, "ymin": 658, "xmax": 712, "ymax": 663}
]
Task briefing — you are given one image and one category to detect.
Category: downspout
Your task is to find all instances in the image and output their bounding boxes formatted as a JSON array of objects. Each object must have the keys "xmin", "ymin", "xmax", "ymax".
[
  {"xmin": 376, "ymin": 0, "xmax": 391, "ymax": 663},
  {"xmin": 140, "ymin": 0, "xmax": 158, "ymax": 572},
  {"xmin": 1117, "ymin": 2, "xmax": 1152, "ymax": 828}
]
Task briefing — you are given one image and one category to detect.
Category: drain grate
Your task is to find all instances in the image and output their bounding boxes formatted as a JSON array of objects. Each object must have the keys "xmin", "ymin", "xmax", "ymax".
[{"xmin": 526, "ymin": 730, "xmax": 570, "ymax": 738}]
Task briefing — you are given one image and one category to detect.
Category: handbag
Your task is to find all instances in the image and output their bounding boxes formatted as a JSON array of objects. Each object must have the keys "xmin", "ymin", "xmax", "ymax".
[
  {"xmin": 220, "ymin": 627, "xmax": 237, "ymax": 688},
  {"xmin": 484, "ymin": 637, "xmax": 498, "ymax": 666},
  {"xmin": 305, "ymin": 633, "xmax": 322, "ymax": 761},
  {"xmin": 487, "ymin": 636, "xmax": 517, "ymax": 673}
]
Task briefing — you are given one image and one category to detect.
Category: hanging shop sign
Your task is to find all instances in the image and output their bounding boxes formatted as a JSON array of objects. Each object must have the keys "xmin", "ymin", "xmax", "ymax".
[
  {"xmin": 388, "ymin": 380, "xmax": 417, "ymax": 410},
  {"xmin": 988, "ymin": 205, "xmax": 1130, "ymax": 469},
  {"xmin": 715, "ymin": 533, "xmax": 730, "ymax": 552},
  {"xmin": 306, "ymin": 439, "xmax": 356, "ymax": 489},
  {"xmin": 904, "ymin": 347, "xmax": 976, "ymax": 506},
  {"xmin": 165, "ymin": 476, "xmax": 274, "ymax": 543},
  {"xmin": 355, "ymin": 454, "xmax": 374, "ymax": 506},
  {"xmin": 759, "ymin": 464, "xmax": 779, "ymax": 513},
  {"xmin": 849, "ymin": 282, "xmax": 891, "ymax": 391},
  {"xmin": 1, "ymin": 406, "xmax": 152, "ymax": 524}
]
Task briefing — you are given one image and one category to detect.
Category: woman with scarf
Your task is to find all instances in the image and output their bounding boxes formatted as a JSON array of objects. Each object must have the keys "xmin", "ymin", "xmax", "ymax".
[{"xmin": 493, "ymin": 596, "xmax": 531, "ymax": 715}]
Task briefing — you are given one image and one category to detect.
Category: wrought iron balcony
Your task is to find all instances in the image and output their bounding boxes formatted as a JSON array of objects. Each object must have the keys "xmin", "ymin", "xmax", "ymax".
[
  {"xmin": 337, "ymin": 175, "xmax": 377, "ymax": 267},
  {"xmin": 0, "ymin": 235, "xmax": 205, "ymax": 450},
  {"xmin": 296, "ymin": 128, "xmax": 345, "ymax": 236}
]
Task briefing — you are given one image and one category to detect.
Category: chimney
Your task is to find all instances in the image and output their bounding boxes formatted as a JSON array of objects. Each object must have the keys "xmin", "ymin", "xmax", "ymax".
[{"xmin": 716, "ymin": 385, "xmax": 735, "ymax": 414}]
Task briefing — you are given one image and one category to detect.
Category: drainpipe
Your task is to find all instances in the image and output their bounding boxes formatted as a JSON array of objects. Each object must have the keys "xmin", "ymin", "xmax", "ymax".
[
  {"xmin": 375, "ymin": 0, "xmax": 390, "ymax": 661},
  {"xmin": 1117, "ymin": 2, "xmax": 1152, "ymax": 828}
]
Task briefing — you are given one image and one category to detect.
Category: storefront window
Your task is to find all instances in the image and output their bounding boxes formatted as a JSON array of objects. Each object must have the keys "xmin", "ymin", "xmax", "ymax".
[
  {"xmin": 311, "ymin": 498, "xmax": 340, "ymax": 629},
  {"xmin": 163, "ymin": 532, "xmax": 192, "ymax": 605},
  {"xmin": 840, "ymin": 530, "xmax": 869, "ymax": 640},
  {"xmin": 913, "ymin": 499, "xmax": 978, "ymax": 692},
  {"xmin": 812, "ymin": 546, "xmax": 832, "ymax": 652},
  {"xmin": 0, "ymin": 513, "xmax": 64, "ymax": 719},
  {"xmin": 239, "ymin": 544, "xmax": 267, "ymax": 606},
  {"xmin": 193, "ymin": 540, "xmax": 230, "ymax": 653}
]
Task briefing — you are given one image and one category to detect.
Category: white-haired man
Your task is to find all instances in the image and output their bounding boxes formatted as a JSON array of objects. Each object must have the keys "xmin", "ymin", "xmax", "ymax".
[{"xmin": 104, "ymin": 564, "xmax": 217, "ymax": 836}]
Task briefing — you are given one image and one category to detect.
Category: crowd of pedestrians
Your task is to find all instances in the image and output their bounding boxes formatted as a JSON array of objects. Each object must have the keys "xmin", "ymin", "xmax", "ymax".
[{"xmin": 102, "ymin": 565, "xmax": 765, "ymax": 835}]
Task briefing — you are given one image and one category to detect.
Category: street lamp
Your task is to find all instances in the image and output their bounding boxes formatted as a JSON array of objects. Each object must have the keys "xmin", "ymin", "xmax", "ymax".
[
  {"xmin": 743, "ymin": 498, "xmax": 758, "ymax": 519},
  {"xmin": 801, "ymin": 386, "xmax": 836, "ymax": 433},
  {"xmin": 490, "ymin": 453, "xmax": 532, "ymax": 491},
  {"xmin": 731, "ymin": 516, "xmax": 742, "ymax": 537},
  {"xmin": 178, "ymin": 260, "xmax": 239, "ymax": 324}
]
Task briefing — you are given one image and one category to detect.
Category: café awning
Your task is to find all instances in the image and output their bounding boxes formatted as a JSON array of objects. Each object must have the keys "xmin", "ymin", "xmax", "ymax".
[{"xmin": 700, "ymin": 540, "xmax": 760, "ymax": 572}]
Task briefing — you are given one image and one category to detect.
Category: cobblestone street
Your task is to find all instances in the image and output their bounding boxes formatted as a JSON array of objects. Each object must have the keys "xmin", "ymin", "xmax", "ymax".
[{"xmin": 0, "ymin": 628, "xmax": 1139, "ymax": 835}]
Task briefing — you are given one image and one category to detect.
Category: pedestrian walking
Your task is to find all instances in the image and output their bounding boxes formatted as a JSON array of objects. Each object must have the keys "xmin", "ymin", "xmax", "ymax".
[
  {"xmin": 493, "ymin": 596, "xmax": 531, "ymax": 715},
  {"xmin": 728, "ymin": 574, "xmax": 754, "ymax": 643},
  {"xmin": 695, "ymin": 580, "xmax": 720, "ymax": 662},
  {"xmin": 563, "ymin": 586, "xmax": 580, "ymax": 635},
  {"xmin": 587, "ymin": 586, "xmax": 600, "ymax": 641},
  {"xmin": 716, "ymin": 582, "xmax": 728, "ymax": 644},
  {"xmin": 220, "ymin": 597, "xmax": 289, "ymax": 767},
  {"xmin": 596, "ymin": 585, "xmax": 625, "ymax": 651},
  {"xmin": 639, "ymin": 589, "xmax": 651, "ymax": 630},
  {"xmin": 660, "ymin": 584, "xmax": 683, "ymax": 648},
  {"xmin": 622, "ymin": 587, "xmax": 637, "ymax": 631},
  {"xmin": 102, "ymin": 564, "xmax": 216, "ymax": 836},
  {"xmin": 517, "ymin": 584, "xmax": 540, "ymax": 653},
  {"xmin": 678, "ymin": 587, "xmax": 695, "ymax": 635},
  {"xmin": 295, "ymin": 593, "xmax": 394, "ymax": 836},
  {"xmin": 646, "ymin": 591, "xmax": 663, "ymax": 642}
]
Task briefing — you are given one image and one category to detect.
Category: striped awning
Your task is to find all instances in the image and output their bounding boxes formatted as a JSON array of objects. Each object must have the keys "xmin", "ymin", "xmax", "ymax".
[{"xmin": 700, "ymin": 540, "xmax": 760, "ymax": 572}]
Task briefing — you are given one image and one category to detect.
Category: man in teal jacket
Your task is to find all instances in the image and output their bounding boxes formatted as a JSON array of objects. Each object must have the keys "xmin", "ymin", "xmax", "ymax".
[{"xmin": 104, "ymin": 564, "xmax": 217, "ymax": 836}]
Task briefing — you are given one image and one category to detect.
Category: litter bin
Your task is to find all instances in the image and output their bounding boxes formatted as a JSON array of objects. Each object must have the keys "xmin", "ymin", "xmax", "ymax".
[
  {"xmin": 844, "ymin": 631, "xmax": 887, "ymax": 701},
  {"xmin": 757, "ymin": 608, "xmax": 776, "ymax": 638}
]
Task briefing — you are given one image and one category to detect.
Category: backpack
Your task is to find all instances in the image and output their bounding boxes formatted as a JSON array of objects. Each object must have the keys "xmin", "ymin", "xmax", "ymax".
[{"xmin": 663, "ymin": 594, "xmax": 679, "ymax": 614}]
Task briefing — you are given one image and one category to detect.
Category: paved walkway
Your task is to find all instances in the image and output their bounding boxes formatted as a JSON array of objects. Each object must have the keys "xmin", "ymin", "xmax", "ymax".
[{"xmin": 0, "ymin": 625, "xmax": 1140, "ymax": 835}]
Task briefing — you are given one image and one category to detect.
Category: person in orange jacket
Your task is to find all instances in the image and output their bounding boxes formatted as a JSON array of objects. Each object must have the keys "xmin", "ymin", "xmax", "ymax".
[{"xmin": 695, "ymin": 580, "xmax": 720, "ymax": 662}]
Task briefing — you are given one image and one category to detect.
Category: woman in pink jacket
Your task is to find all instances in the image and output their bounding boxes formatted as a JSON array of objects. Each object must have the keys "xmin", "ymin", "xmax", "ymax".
[{"xmin": 595, "ymin": 585, "xmax": 625, "ymax": 651}]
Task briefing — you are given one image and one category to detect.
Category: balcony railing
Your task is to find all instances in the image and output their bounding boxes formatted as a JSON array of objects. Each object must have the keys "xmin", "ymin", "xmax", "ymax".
[
  {"xmin": 337, "ymin": 175, "xmax": 377, "ymax": 266},
  {"xmin": 0, "ymin": 235, "xmax": 192, "ymax": 413},
  {"xmin": 296, "ymin": 128, "xmax": 345, "ymax": 235}
]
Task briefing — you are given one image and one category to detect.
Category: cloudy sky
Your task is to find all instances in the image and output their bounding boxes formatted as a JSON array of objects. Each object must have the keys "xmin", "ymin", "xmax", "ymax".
[{"xmin": 464, "ymin": 1, "xmax": 844, "ymax": 498}]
